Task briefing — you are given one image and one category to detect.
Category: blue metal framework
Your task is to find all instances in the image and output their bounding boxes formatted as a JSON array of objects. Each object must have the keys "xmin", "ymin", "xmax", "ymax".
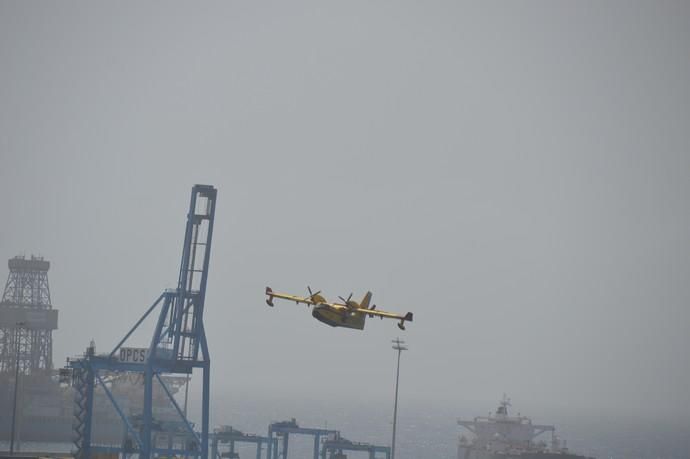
[
  {"xmin": 267, "ymin": 419, "xmax": 337, "ymax": 459},
  {"xmin": 68, "ymin": 184, "xmax": 217, "ymax": 459},
  {"xmin": 321, "ymin": 433, "xmax": 391, "ymax": 459},
  {"xmin": 211, "ymin": 427, "xmax": 273, "ymax": 459}
]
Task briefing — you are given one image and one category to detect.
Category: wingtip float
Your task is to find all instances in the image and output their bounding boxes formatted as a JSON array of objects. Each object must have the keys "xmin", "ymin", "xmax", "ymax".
[
  {"xmin": 265, "ymin": 286, "xmax": 274, "ymax": 306},
  {"xmin": 265, "ymin": 286, "xmax": 413, "ymax": 331}
]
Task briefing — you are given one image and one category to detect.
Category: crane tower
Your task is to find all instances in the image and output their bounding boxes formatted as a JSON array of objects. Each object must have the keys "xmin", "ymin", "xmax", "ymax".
[{"xmin": 68, "ymin": 184, "xmax": 217, "ymax": 459}]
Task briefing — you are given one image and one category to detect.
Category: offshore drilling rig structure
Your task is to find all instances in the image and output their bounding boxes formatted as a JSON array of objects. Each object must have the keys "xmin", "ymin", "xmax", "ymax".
[
  {"xmin": 0, "ymin": 255, "xmax": 70, "ymax": 443},
  {"xmin": 0, "ymin": 256, "xmax": 57, "ymax": 374}
]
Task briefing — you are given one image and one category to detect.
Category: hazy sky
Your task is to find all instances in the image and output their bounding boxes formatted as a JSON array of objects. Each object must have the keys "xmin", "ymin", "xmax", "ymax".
[{"xmin": 1, "ymin": 0, "xmax": 689, "ymax": 431}]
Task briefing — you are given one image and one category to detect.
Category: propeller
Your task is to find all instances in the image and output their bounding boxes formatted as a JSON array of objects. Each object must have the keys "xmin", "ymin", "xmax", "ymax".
[
  {"xmin": 307, "ymin": 286, "xmax": 321, "ymax": 299},
  {"xmin": 338, "ymin": 293, "xmax": 353, "ymax": 305}
]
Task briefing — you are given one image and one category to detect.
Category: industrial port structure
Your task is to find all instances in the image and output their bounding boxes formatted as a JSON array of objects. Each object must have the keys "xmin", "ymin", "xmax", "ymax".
[
  {"xmin": 1, "ymin": 185, "xmax": 395, "ymax": 459},
  {"xmin": 68, "ymin": 184, "xmax": 217, "ymax": 459},
  {"xmin": 212, "ymin": 426, "xmax": 272, "ymax": 459},
  {"xmin": 267, "ymin": 418, "xmax": 338, "ymax": 459},
  {"xmin": 0, "ymin": 256, "xmax": 57, "ymax": 375},
  {"xmin": 0, "ymin": 255, "xmax": 68, "ymax": 452},
  {"xmin": 212, "ymin": 422, "xmax": 390, "ymax": 459},
  {"xmin": 322, "ymin": 432, "xmax": 391, "ymax": 459}
]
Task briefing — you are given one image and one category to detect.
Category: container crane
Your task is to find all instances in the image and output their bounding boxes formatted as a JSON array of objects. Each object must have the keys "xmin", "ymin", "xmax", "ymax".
[{"xmin": 68, "ymin": 184, "xmax": 217, "ymax": 459}]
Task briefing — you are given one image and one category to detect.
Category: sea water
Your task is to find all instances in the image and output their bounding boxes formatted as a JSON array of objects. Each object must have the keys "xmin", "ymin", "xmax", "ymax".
[{"xmin": 2, "ymin": 401, "xmax": 688, "ymax": 459}]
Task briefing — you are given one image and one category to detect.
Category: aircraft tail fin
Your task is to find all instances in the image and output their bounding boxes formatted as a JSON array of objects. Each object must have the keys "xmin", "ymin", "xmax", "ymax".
[{"xmin": 359, "ymin": 291, "xmax": 372, "ymax": 310}]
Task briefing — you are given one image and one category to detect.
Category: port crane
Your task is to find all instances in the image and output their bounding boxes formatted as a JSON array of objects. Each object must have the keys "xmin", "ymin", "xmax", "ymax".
[
  {"xmin": 68, "ymin": 185, "xmax": 217, "ymax": 459},
  {"xmin": 322, "ymin": 433, "xmax": 391, "ymax": 459}
]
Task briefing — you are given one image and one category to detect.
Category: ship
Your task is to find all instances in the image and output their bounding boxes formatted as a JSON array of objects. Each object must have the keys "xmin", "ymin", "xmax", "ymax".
[{"xmin": 457, "ymin": 395, "xmax": 594, "ymax": 459}]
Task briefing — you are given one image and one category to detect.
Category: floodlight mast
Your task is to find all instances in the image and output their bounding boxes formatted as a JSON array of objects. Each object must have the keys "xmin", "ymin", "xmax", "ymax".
[{"xmin": 391, "ymin": 337, "xmax": 407, "ymax": 459}]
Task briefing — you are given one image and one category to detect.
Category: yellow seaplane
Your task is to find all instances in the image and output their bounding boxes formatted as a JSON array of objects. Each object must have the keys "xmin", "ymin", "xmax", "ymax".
[{"xmin": 265, "ymin": 286, "xmax": 414, "ymax": 330}]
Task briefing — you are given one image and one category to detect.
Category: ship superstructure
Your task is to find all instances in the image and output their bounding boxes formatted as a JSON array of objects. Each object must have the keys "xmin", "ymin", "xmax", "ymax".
[{"xmin": 457, "ymin": 396, "xmax": 593, "ymax": 459}]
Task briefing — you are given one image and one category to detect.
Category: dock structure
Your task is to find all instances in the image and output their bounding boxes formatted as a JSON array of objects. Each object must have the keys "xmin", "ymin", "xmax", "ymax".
[
  {"xmin": 0, "ymin": 454, "xmax": 73, "ymax": 459},
  {"xmin": 212, "ymin": 426, "xmax": 272, "ymax": 459},
  {"xmin": 267, "ymin": 419, "xmax": 338, "ymax": 459},
  {"xmin": 321, "ymin": 433, "xmax": 391, "ymax": 459}
]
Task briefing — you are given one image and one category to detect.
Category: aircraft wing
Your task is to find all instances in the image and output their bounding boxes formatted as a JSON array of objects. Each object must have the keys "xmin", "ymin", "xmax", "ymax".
[
  {"xmin": 363, "ymin": 308, "xmax": 414, "ymax": 330},
  {"xmin": 363, "ymin": 308, "xmax": 412, "ymax": 320},
  {"xmin": 265, "ymin": 287, "xmax": 318, "ymax": 307}
]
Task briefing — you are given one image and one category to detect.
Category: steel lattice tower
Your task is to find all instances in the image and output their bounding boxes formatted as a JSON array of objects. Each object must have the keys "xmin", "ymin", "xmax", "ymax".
[
  {"xmin": 69, "ymin": 185, "xmax": 217, "ymax": 459},
  {"xmin": 0, "ymin": 256, "xmax": 59, "ymax": 375}
]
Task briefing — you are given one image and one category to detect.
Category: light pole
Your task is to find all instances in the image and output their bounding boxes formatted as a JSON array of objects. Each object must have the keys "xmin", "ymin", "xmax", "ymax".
[
  {"xmin": 10, "ymin": 321, "xmax": 26, "ymax": 456},
  {"xmin": 391, "ymin": 337, "xmax": 407, "ymax": 459}
]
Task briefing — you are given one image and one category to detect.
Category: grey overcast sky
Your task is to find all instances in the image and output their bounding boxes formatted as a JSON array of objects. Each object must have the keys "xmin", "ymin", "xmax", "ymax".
[{"xmin": 1, "ymin": 0, "xmax": 689, "ymax": 425}]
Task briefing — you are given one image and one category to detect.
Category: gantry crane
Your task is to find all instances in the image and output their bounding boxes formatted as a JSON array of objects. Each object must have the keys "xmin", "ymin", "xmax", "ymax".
[
  {"xmin": 322, "ymin": 433, "xmax": 391, "ymax": 459},
  {"xmin": 267, "ymin": 419, "xmax": 338, "ymax": 459},
  {"xmin": 68, "ymin": 184, "xmax": 217, "ymax": 459},
  {"xmin": 211, "ymin": 426, "xmax": 274, "ymax": 459}
]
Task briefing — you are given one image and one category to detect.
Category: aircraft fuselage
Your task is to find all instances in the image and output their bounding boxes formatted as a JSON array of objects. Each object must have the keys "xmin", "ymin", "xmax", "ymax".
[{"xmin": 312, "ymin": 304, "xmax": 366, "ymax": 330}]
